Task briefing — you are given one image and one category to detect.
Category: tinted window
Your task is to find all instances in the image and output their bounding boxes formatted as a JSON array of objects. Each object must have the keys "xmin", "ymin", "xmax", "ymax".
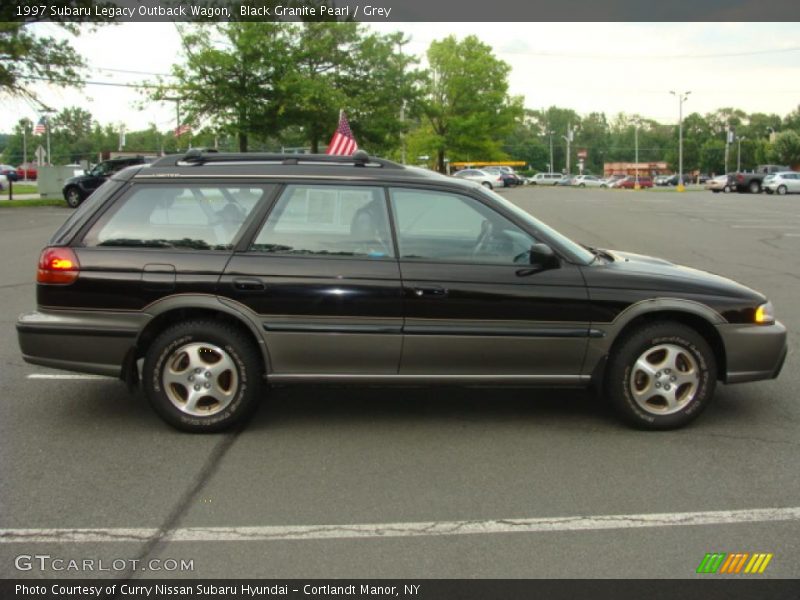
[
  {"xmin": 252, "ymin": 185, "xmax": 393, "ymax": 259},
  {"xmin": 389, "ymin": 188, "xmax": 535, "ymax": 265},
  {"xmin": 84, "ymin": 185, "xmax": 263, "ymax": 250}
]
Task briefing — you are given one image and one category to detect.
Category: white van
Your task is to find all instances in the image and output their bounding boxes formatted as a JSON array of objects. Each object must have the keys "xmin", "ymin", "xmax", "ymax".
[{"xmin": 531, "ymin": 173, "xmax": 562, "ymax": 185}]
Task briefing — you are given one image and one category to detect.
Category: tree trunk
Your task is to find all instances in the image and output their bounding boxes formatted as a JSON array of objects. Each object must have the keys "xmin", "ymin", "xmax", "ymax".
[
  {"xmin": 437, "ymin": 149, "xmax": 446, "ymax": 173},
  {"xmin": 311, "ymin": 138, "xmax": 319, "ymax": 154},
  {"xmin": 238, "ymin": 132, "xmax": 248, "ymax": 152}
]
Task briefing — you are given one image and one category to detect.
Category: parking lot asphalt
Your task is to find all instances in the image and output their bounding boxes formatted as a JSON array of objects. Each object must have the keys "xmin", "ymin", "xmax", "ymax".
[{"xmin": 0, "ymin": 188, "xmax": 798, "ymax": 579}]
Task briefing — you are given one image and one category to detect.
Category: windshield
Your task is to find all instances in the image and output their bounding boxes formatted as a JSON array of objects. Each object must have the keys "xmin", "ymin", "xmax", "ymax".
[{"xmin": 478, "ymin": 187, "xmax": 595, "ymax": 265}]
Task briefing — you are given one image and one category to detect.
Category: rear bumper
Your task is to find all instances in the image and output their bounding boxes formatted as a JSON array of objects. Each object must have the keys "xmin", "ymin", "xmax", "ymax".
[
  {"xmin": 17, "ymin": 310, "xmax": 141, "ymax": 377},
  {"xmin": 719, "ymin": 321, "xmax": 788, "ymax": 384}
]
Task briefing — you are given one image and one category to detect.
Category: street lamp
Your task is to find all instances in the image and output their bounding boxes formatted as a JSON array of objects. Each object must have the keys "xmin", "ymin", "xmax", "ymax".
[
  {"xmin": 548, "ymin": 130, "xmax": 555, "ymax": 174},
  {"xmin": 670, "ymin": 90, "xmax": 691, "ymax": 191},
  {"xmin": 737, "ymin": 135, "xmax": 746, "ymax": 172}
]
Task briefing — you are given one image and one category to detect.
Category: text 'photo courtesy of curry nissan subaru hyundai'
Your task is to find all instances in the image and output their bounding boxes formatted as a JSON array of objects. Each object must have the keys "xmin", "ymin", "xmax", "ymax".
[{"xmin": 17, "ymin": 150, "xmax": 787, "ymax": 433}]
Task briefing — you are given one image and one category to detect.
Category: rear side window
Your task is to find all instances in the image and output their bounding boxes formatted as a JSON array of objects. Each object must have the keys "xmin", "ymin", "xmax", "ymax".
[
  {"xmin": 83, "ymin": 185, "xmax": 264, "ymax": 250},
  {"xmin": 251, "ymin": 185, "xmax": 393, "ymax": 259}
]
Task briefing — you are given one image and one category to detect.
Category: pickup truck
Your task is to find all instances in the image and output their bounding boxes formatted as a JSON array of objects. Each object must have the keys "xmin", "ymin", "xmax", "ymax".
[{"xmin": 733, "ymin": 164, "xmax": 790, "ymax": 193}]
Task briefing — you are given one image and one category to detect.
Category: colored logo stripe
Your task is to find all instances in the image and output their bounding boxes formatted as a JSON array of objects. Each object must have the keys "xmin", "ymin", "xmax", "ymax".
[{"xmin": 697, "ymin": 553, "xmax": 773, "ymax": 574}]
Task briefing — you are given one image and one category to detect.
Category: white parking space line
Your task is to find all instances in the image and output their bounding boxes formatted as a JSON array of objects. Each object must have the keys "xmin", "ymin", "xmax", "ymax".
[
  {"xmin": 730, "ymin": 225, "xmax": 800, "ymax": 229},
  {"xmin": 27, "ymin": 374, "xmax": 113, "ymax": 381},
  {"xmin": 2, "ymin": 506, "xmax": 798, "ymax": 544}
]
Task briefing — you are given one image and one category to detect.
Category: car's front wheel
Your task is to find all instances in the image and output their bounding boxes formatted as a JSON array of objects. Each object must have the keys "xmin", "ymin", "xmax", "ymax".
[
  {"xmin": 64, "ymin": 187, "xmax": 84, "ymax": 208},
  {"xmin": 777, "ymin": 185, "xmax": 788, "ymax": 195},
  {"xmin": 606, "ymin": 322, "xmax": 716, "ymax": 430},
  {"xmin": 143, "ymin": 320, "xmax": 263, "ymax": 432}
]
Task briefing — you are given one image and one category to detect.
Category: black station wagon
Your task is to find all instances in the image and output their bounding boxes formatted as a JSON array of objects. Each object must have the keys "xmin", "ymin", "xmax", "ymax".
[{"xmin": 17, "ymin": 150, "xmax": 787, "ymax": 432}]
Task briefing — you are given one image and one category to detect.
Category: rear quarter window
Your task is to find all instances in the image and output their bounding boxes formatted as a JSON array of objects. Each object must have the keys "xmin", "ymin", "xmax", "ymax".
[{"xmin": 82, "ymin": 185, "xmax": 265, "ymax": 250}]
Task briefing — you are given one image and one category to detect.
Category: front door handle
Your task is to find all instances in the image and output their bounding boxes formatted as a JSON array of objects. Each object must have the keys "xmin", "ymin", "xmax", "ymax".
[
  {"xmin": 412, "ymin": 286, "xmax": 448, "ymax": 298},
  {"xmin": 233, "ymin": 278, "xmax": 266, "ymax": 292}
]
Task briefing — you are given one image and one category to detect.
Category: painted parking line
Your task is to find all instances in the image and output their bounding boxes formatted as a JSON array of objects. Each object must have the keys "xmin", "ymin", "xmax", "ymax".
[
  {"xmin": 2, "ymin": 506, "xmax": 798, "ymax": 544},
  {"xmin": 27, "ymin": 374, "xmax": 113, "ymax": 380}
]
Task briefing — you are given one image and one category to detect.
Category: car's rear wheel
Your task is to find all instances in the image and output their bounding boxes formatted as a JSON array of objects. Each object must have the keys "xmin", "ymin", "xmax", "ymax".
[
  {"xmin": 64, "ymin": 187, "xmax": 84, "ymax": 208},
  {"xmin": 777, "ymin": 185, "xmax": 788, "ymax": 195},
  {"xmin": 723, "ymin": 185, "xmax": 731, "ymax": 193},
  {"xmin": 481, "ymin": 182, "xmax": 492, "ymax": 189},
  {"xmin": 606, "ymin": 322, "xmax": 716, "ymax": 430},
  {"xmin": 143, "ymin": 320, "xmax": 263, "ymax": 432}
]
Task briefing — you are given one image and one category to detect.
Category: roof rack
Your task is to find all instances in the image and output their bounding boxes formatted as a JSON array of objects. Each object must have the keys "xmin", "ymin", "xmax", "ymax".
[{"xmin": 150, "ymin": 148, "xmax": 404, "ymax": 169}]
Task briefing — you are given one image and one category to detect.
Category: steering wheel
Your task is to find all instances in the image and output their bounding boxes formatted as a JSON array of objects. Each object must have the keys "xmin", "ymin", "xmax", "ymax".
[{"xmin": 472, "ymin": 220, "xmax": 494, "ymax": 257}]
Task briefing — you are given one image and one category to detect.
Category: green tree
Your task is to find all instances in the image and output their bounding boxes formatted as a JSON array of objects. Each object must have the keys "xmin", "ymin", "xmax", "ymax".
[
  {"xmin": 700, "ymin": 139, "xmax": 725, "ymax": 175},
  {"xmin": 0, "ymin": 22, "xmax": 93, "ymax": 104},
  {"xmin": 419, "ymin": 35, "xmax": 523, "ymax": 172},
  {"xmin": 769, "ymin": 130, "xmax": 800, "ymax": 166},
  {"xmin": 153, "ymin": 23, "xmax": 297, "ymax": 152}
]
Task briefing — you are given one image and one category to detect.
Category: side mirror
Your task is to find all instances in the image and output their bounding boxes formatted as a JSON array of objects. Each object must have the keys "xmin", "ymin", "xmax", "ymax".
[{"xmin": 529, "ymin": 243, "xmax": 559, "ymax": 269}]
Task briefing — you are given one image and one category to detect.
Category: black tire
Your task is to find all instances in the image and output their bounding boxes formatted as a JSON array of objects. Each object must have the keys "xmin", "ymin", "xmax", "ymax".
[
  {"xmin": 579, "ymin": 183, "xmax": 586, "ymax": 188},
  {"xmin": 64, "ymin": 187, "xmax": 84, "ymax": 208},
  {"xmin": 605, "ymin": 321, "xmax": 716, "ymax": 430},
  {"xmin": 748, "ymin": 181, "xmax": 761, "ymax": 194},
  {"xmin": 723, "ymin": 185, "xmax": 731, "ymax": 193},
  {"xmin": 143, "ymin": 320, "xmax": 263, "ymax": 432},
  {"xmin": 777, "ymin": 185, "xmax": 787, "ymax": 196},
  {"xmin": 481, "ymin": 182, "xmax": 492, "ymax": 189},
  {"xmin": 711, "ymin": 189, "xmax": 719, "ymax": 194}
]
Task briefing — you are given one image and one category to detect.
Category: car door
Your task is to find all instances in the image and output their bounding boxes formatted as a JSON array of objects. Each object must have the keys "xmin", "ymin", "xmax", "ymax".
[
  {"xmin": 220, "ymin": 183, "xmax": 403, "ymax": 376},
  {"xmin": 389, "ymin": 186, "xmax": 590, "ymax": 379}
]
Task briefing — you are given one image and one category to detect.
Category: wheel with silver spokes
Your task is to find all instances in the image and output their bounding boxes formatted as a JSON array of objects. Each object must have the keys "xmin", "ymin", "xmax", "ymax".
[
  {"xmin": 606, "ymin": 322, "xmax": 716, "ymax": 430},
  {"xmin": 162, "ymin": 342, "xmax": 238, "ymax": 417},
  {"xmin": 144, "ymin": 320, "xmax": 263, "ymax": 432},
  {"xmin": 629, "ymin": 343, "xmax": 699, "ymax": 415}
]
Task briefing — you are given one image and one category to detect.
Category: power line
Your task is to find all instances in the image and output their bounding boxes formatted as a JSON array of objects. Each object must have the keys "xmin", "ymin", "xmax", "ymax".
[
  {"xmin": 18, "ymin": 76, "xmax": 176, "ymax": 90},
  {"xmin": 503, "ymin": 45, "xmax": 800, "ymax": 60}
]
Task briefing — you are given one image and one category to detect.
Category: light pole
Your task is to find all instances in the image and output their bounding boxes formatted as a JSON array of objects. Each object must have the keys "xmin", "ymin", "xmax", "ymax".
[
  {"xmin": 548, "ymin": 130, "xmax": 555, "ymax": 174},
  {"xmin": 561, "ymin": 123, "xmax": 574, "ymax": 174},
  {"xmin": 737, "ymin": 135, "xmax": 746, "ymax": 172},
  {"xmin": 396, "ymin": 37, "xmax": 409, "ymax": 164},
  {"xmin": 22, "ymin": 124, "xmax": 27, "ymax": 181},
  {"xmin": 670, "ymin": 90, "xmax": 691, "ymax": 191},
  {"xmin": 634, "ymin": 120, "xmax": 640, "ymax": 190}
]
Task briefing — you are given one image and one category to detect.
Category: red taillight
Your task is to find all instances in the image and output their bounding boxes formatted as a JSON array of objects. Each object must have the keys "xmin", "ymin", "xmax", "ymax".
[{"xmin": 37, "ymin": 247, "xmax": 80, "ymax": 284}]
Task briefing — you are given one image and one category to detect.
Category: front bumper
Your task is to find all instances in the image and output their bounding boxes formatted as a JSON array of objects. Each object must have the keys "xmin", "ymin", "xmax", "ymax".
[
  {"xmin": 17, "ymin": 310, "xmax": 141, "ymax": 377},
  {"xmin": 719, "ymin": 321, "xmax": 788, "ymax": 383}
]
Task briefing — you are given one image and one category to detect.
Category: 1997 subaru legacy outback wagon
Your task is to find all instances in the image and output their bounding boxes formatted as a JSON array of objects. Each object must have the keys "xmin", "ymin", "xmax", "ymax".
[{"xmin": 17, "ymin": 150, "xmax": 787, "ymax": 432}]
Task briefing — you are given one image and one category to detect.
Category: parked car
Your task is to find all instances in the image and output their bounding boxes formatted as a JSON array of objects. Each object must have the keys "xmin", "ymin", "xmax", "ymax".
[
  {"xmin": 16, "ymin": 163, "xmax": 38, "ymax": 180},
  {"xmin": 0, "ymin": 164, "xmax": 20, "ymax": 182},
  {"xmin": 483, "ymin": 167, "xmax": 520, "ymax": 187},
  {"xmin": 617, "ymin": 176, "xmax": 654, "ymax": 189},
  {"xmin": 572, "ymin": 175, "xmax": 603, "ymax": 188},
  {"xmin": 705, "ymin": 174, "xmax": 734, "ymax": 194},
  {"xmin": 732, "ymin": 164, "xmax": 790, "ymax": 194},
  {"xmin": 556, "ymin": 174, "xmax": 576, "ymax": 186},
  {"xmin": 530, "ymin": 173, "xmax": 562, "ymax": 186},
  {"xmin": 453, "ymin": 168, "xmax": 505, "ymax": 190},
  {"xmin": 62, "ymin": 156, "xmax": 149, "ymax": 208},
  {"xmin": 601, "ymin": 174, "xmax": 627, "ymax": 188},
  {"xmin": 16, "ymin": 149, "xmax": 786, "ymax": 432},
  {"xmin": 664, "ymin": 174, "xmax": 693, "ymax": 186},
  {"xmin": 654, "ymin": 175, "xmax": 671, "ymax": 186},
  {"xmin": 763, "ymin": 171, "xmax": 800, "ymax": 195},
  {"xmin": 697, "ymin": 174, "xmax": 711, "ymax": 184}
]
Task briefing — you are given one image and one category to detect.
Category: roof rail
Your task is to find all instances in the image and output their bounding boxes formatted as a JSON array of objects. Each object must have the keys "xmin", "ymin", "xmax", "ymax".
[{"xmin": 149, "ymin": 148, "xmax": 403, "ymax": 169}]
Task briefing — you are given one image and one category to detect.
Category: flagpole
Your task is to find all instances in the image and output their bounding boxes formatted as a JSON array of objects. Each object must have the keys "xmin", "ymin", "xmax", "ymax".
[{"xmin": 46, "ymin": 115, "xmax": 51, "ymax": 165}]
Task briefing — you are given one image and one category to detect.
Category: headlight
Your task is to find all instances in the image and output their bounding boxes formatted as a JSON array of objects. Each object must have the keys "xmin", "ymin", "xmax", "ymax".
[{"xmin": 754, "ymin": 301, "xmax": 775, "ymax": 325}]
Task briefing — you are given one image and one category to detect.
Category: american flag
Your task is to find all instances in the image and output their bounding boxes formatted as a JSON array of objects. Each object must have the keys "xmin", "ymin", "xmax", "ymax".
[
  {"xmin": 174, "ymin": 123, "xmax": 192, "ymax": 137},
  {"xmin": 33, "ymin": 117, "xmax": 47, "ymax": 135},
  {"xmin": 326, "ymin": 110, "xmax": 358, "ymax": 156}
]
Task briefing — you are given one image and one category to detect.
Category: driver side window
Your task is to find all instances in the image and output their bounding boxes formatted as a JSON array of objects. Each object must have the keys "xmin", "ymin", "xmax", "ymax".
[{"xmin": 389, "ymin": 188, "xmax": 535, "ymax": 265}]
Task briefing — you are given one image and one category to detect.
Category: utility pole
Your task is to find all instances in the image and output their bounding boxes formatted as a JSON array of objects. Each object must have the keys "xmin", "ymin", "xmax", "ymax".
[
  {"xmin": 22, "ymin": 125, "xmax": 27, "ymax": 181},
  {"xmin": 562, "ymin": 123, "xmax": 574, "ymax": 174},
  {"xmin": 634, "ymin": 120, "xmax": 640, "ymax": 190},
  {"xmin": 737, "ymin": 135, "xmax": 746, "ymax": 172},
  {"xmin": 548, "ymin": 130, "xmax": 555, "ymax": 174},
  {"xmin": 670, "ymin": 91, "xmax": 691, "ymax": 191},
  {"xmin": 396, "ymin": 37, "xmax": 409, "ymax": 164}
]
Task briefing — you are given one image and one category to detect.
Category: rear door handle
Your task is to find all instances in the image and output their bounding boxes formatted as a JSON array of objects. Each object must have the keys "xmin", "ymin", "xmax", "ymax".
[
  {"xmin": 233, "ymin": 278, "xmax": 266, "ymax": 292},
  {"xmin": 412, "ymin": 286, "xmax": 448, "ymax": 297}
]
